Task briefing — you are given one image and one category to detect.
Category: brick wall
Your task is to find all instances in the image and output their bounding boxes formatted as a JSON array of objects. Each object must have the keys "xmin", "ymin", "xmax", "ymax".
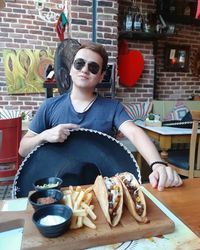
[
  {"xmin": 0, "ymin": 0, "xmax": 118, "ymax": 113},
  {"xmin": 117, "ymin": 0, "xmax": 156, "ymax": 103},
  {"xmin": 0, "ymin": 0, "xmax": 200, "ymax": 114},
  {"xmin": 118, "ymin": 0, "xmax": 200, "ymax": 101},
  {"xmin": 0, "ymin": 0, "xmax": 62, "ymax": 113},
  {"xmin": 155, "ymin": 24, "xmax": 200, "ymax": 99}
]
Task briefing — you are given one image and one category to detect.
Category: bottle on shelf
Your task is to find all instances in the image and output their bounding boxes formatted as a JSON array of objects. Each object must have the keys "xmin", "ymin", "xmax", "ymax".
[
  {"xmin": 156, "ymin": 16, "xmax": 162, "ymax": 33},
  {"xmin": 125, "ymin": 7, "xmax": 133, "ymax": 31},
  {"xmin": 143, "ymin": 12, "xmax": 151, "ymax": 33},
  {"xmin": 122, "ymin": 10, "xmax": 126, "ymax": 30},
  {"xmin": 147, "ymin": 12, "xmax": 157, "ymax": 33},
  {"xmin": 178, "ymin": 50, "xmax": 186, "ymax": 68},
  {"xmin": 183, "ymin": 2, "xmax": 191, "ymax": 16},
  {"xmin": 133, "ymin": 7, "xmax": 143, "ymax": 32}
]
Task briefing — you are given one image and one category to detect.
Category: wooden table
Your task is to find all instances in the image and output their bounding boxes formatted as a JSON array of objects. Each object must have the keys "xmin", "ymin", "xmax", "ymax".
[
  {"xmin": 144, "ymin": 178, "xmax": 200, "ymax": 237},
  {"xmin": 136, "ymin": 120, "xmax": 200, "ymax": 159},
  {"xmin": 1, "ymin": 180, "xmax": 200, "ymax": 249}
]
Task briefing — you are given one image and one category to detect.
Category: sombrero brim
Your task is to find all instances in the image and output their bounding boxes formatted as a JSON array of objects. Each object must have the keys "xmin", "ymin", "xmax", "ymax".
[{"xmin": 13, "ymin": 129, "xmax": 141, "ymax": 198}]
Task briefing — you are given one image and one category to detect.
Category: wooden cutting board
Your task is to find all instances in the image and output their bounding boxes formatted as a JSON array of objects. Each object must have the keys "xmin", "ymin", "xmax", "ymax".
[{"xmin": 0, "ymin": 189, "xmax": 175, "ymax": 250}]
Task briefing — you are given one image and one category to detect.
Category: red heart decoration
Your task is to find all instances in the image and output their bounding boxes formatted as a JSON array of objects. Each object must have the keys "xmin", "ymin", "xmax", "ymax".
[{"xmin": 118, "ymin": 50, "xmax": 144, "ymax": 87}]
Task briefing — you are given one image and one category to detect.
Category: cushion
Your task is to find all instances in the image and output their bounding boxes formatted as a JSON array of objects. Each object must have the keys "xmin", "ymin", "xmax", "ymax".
[
  {"xmin": 181, "ymin": 111, "xmax": 192, "ymax": 122},
  {"xmin": 123, "ymin": 102, "xmax": 153, "ymax": 121},
  {"xmin": 163, "ymin": 101, "xmax": 189, "ymax": 121},
  {"xmin": 168, "ymin": 149, "xmax": 189, "ymax": 170},
  {"xmin": 0, "ymin": 109, "xmax": 20, "ymax": 119},
  {"xmin": 0, "ymin": 108, "xmax": 31, "ymax": 120}
]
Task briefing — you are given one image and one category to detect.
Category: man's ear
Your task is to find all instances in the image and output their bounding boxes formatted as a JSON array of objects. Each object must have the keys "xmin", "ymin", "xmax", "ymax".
[
  {"xmin": 99, "ymin": 71, "xmax": 105, "ymax": 83},
  {"xmin": 69, "ymin": 67, "xmax": 72, "ymax": 76}
]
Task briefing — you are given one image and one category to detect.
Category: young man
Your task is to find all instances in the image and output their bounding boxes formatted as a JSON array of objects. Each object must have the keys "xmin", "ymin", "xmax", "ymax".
[{"xmin": 19, "ymin": 42, "xmax": 182, "ymax": 191}]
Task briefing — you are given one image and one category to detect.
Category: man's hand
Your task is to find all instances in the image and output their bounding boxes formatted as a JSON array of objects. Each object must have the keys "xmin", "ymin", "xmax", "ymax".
[
  {"xmin": 19, "ymin": 123, "xmax": 80, "ymax": 158},
  {"xmin": 42, "ymin": 123, "xmax": 80, "ymax": 143},
  {"xmin": 149, "ymin": 165, "xmax": 183, "ymax": 191}
]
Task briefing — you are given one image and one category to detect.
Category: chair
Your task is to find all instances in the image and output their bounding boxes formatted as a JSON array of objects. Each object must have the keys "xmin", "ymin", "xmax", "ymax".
[
  {"xmin": 167, "ymin": 110, "xmax": 200, "ymax": 178},
  {"xmin": 0, "ymin": 117, "xmax": 22, "ymax": 185}
]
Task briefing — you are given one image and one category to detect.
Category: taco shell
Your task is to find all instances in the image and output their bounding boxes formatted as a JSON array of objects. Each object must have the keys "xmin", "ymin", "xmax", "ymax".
[
  {"xmin": 93, "ymin": 175, "xmax": 123, "ymax": 227},
  {"xmin": 117, "ymin": 172, "xmax": 148, "ymax": 223}
]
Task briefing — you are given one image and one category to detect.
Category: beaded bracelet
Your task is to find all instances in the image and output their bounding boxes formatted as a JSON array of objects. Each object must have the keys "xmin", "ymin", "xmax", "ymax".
[{"xmin": 150, "ymin": 161, "xmax": 168, "ymax": 169}]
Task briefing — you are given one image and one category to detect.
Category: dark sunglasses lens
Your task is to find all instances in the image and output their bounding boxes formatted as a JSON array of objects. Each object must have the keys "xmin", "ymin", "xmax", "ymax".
[
  {"xmin": 88, "ymin": 62, "xmax": 100, "ymax": 74},
  {"xmin": 74, "ymin": 58, "xmax": 100, "ymax": 74},
  {"xmin": 74, "ymin": 59, "xmax": 85, "ymax": 70}
]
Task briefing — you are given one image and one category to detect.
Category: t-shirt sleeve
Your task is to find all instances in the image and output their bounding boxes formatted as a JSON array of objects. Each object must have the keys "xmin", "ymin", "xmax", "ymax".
[
  {"xmin": 114, "ymin": 101, "xmax": 133, "ymax": 129},
  {"xmin": 29, "ymin": 100, "xmax": 49, "ymax": 134}
]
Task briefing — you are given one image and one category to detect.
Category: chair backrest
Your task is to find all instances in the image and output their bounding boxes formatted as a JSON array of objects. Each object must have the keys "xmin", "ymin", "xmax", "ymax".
[
  {"xmin": 188, "ymin": 110, "xmax": 200, "ymax": 177},
  {"xmin": 0, "ymin": 117, "xmax": 22, "ymax": 183},
  {"xmin": 0, "ymin": 130, "xmax": 2, "ymax": 149}
]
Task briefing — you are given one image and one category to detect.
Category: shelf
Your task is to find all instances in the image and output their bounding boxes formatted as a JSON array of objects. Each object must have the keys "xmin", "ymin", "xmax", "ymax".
[
  {"xmin": 157, "ymin": 0, "xmax": 200, "ymax": 26},
  {"xmin": 118, "ymin": 31, "xmax": 167, "ymax": 41},
  {"xmin": 161, "ymin": 14, "xmax": 200, "ymax": 26}
]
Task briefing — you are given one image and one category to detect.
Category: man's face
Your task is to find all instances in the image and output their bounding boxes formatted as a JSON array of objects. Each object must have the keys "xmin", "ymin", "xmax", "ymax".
[{"xmin": 70, "ymin": 48, "xmax": 105, "ymax": 89}]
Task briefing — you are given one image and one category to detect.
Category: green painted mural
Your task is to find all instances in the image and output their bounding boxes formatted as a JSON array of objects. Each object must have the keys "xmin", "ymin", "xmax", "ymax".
[{"xmin": 3, "ymin": 49, "xmax": 54, "ymax": 94}]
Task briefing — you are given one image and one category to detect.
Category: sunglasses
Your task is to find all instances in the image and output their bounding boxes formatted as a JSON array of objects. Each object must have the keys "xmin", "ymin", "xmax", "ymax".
[{"xmin": 73, "ymin": 58, "xmax": 100, "ymax": 75}]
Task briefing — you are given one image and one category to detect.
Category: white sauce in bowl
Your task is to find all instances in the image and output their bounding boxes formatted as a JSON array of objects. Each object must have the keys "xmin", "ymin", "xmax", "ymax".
[{"xmin": 40, "ymin": 215, "xmax": 66, "ymax": 226}]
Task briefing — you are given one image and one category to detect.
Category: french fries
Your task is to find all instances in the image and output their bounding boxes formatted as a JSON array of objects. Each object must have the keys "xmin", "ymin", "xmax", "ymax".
[{"xmin": 63, "ymin": 185, "xmax": 97, "ymax": 230}]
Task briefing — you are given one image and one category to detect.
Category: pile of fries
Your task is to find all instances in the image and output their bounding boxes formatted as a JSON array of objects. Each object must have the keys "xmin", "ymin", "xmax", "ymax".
[{"xmin": 63, "ymin": 186, "xmax": 97, "ymax": 229}]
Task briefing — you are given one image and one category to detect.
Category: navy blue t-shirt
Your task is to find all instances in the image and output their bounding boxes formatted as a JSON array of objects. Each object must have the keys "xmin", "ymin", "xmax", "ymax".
[{"xmin": 30, "ymin": 93, "xmax": 132, "ymax": 137}]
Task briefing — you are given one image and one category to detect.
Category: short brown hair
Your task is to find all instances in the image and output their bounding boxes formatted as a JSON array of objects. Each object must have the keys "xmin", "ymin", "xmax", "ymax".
[{"xmin": 78, "ymin": 42, "xmax": 108, "ymax": 72}]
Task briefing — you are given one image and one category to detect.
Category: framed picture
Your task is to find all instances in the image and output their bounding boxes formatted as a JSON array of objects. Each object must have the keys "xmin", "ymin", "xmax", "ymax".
[{"xmin": 164, "ymin": 44, "xmax": 190, "ymax": 72}]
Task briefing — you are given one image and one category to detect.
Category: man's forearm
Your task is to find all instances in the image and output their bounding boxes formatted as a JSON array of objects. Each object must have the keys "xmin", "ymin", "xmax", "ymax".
[
  {"xmin": 19, "ymin": 133, "xmax": 46, "ymax": 158},
  {"xmin": 121, "ymin": 123, "xmax": 162, "ymax": 166},
  {"xmin": 131, "ymin": 130, "xmax": 161, "ymax": 165}
]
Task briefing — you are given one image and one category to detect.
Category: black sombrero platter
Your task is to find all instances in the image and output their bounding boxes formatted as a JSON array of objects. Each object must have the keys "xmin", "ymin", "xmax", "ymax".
[{"xmin": 13, "ymin": 129, "xmax": 141, "ymax": 198}]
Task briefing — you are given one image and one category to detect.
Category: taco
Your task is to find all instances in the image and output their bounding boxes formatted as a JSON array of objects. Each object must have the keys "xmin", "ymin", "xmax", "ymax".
[
  {"xmin": 117, "ymin": 172, "xmax": 148, "ymax": 223},
  {"xmin": 93, "ymin": 175, "xmax": 123, "ymax": 227}
]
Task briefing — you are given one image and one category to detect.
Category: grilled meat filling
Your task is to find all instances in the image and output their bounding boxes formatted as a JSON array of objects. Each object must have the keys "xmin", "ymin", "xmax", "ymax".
[
  {"xmin": 104, "ymin": 177, "xmax": 121, "ymax": 220},
  {"xmin": 121, "ymin": 176, "xmax": 144, "ymax": 216}
]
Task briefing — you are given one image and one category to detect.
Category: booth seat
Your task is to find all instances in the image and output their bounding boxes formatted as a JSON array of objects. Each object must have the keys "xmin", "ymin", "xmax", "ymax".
[
  {"xmin": 121, "ymin": 100, "xmax": 200, "ymax": 124},
  {"xmin": 117, "ymin": 100, "xmax": 200, "ymax": 154},
  {"xmin": 116, "ymin": 101, "xmax": 153, "ymax": 166},
  {"xmin": 0, "ymin": 109, "xmax": 32, "ymax": 120},
  {"xmin": 152, "ymin": 100, "xmax": 200, "ymax": 121},
  {"xmin": 117, "ymin": 101, "xmax": 152, "ymax": 141}
]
